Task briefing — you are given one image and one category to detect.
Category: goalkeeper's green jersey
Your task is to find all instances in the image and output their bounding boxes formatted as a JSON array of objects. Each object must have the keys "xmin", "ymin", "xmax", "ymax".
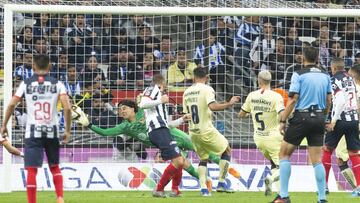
[{"xmin": 89, "ymin": 109, "xmax": 194, "ymax": 151}]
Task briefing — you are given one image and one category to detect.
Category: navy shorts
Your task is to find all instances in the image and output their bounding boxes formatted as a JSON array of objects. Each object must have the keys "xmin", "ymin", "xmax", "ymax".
[
  {"xmin": 325, "ymin": 120, "xmax": 360, "ymax": 151},
  {"xmin": 284, "ymin": 111, "xmax": 326, "ymax": 147},
  {"xmin": 24, "ymin": 137, "xmax": 60, "ymax": 168},
  {"xmin": 148, "ymin": 127, "xmax": 180, "ymax": 160}
]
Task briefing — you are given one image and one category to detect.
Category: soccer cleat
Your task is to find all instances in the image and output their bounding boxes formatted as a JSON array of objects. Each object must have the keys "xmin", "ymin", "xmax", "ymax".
[
  {"xmin": 152, "ymin": 190, "xmax": 166, "ymax": 198},
  {"xmin": 228, "ymin": 167, "xmax": 241, "ymax": 179},
  {"xmin": 56, "ymin": 197, "xmax": 64, "ymax": 203},
  {"xmin": 201, "ymin": 188, "xmax": 211, "ymax": 197},
  {"xmin": 264, "ymin": 177, "xmax": 273, "ymax": 196},
  {"xmin": 325, "ymin": 187, "xmax": 329, "ymax": 195},
  {"xmin": 169, "ymin": 189, "xmax": 182, "ymax": 197},
  {"xmin": 351, "ymin": 186, "xmax": 360, "ymax": 197},
  {"xmin": 206, "ymin": 178, "xmax": 213, "ymax": 192},
  {"xmin": 270, "ymin": 195, "xmax": 291, "ymax": 203},
  {"xmin": 216, "ymin": 182, "xmax": 235, "ymax": 193},
  {"xmin": 318, "ymin": 200, "xmax": 328, "ymax": 203}
]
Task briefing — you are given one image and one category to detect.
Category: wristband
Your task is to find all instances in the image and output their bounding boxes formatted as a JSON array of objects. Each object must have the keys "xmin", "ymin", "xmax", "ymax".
[{"xmin": 280, "ymin": 120, "xmax": 286, "ymax": 123}]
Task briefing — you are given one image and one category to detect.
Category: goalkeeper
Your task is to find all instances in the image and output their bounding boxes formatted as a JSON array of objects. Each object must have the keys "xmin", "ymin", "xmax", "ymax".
[{"xmin": 74, "ymin": 99, "xmax": 241, "ymax": 180}]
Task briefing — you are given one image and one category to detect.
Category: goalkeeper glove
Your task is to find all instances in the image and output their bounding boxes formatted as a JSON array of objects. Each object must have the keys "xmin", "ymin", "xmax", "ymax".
[{"xmin": 71, "ymin": 105, "xmax": 90, "ymax": 127}]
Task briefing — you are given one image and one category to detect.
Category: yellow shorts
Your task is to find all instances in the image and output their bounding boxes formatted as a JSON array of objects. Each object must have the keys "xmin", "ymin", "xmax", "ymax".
[
  {"xmin": 254, "ymin": 134, "xmax": 282, "ymax": 165},
  {"xmin": 335, "ymin": 136, "xmax": 349, "ymax": 161},
  {"xmin": 190, "ymin": 129, "xmax": 229, "ymax": 160}
]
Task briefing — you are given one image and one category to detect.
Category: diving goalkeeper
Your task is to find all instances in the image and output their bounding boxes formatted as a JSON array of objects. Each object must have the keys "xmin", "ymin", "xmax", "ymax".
[{"xmin": 73, "ymin": 99, "xmax": 241, "ymax": 180}]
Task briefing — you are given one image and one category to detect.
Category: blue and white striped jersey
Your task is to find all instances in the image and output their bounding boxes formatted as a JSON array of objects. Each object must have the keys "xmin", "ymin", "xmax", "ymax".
[{"xmin": 193, "ymin": 42, "xmax": 225, "ymax": 70}]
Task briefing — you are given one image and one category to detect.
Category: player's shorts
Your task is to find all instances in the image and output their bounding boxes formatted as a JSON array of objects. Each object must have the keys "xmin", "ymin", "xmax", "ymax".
[
  {"xmin": 284, "ymin": 111, "xmax": 325, "ymax": 147},
  {"xmin": 254, "ymin": 134, "xmax": 282, "ymax": 165},
  {"xmin": 325, "ymin": 120, "xmax": 360, "ymax": 151},
  {"xmin": 190, "ymin": 128, "xmax": 228, "ymax": 160},
  {"xmin": 148, "ymin": 127, "xmax": 181, "ymax": 160},
  {"xmin": 24, "ymin": 137, "xmax": 60, "ymax": 168},
  {"xmin": 335, "ymin": 136, "xmax": 349, "ymax": 161}
]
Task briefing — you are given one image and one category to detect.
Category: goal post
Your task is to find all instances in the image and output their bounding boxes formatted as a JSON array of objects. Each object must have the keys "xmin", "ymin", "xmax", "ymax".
[{"xmin": 2, "ymin": 2, "xmax": 360, "ymax": 193}]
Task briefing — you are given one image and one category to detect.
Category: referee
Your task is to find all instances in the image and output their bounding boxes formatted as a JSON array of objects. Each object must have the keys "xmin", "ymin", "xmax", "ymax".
[{"xmin": 272, "ymin": 47, "xmax": 332, "ymax": 203}]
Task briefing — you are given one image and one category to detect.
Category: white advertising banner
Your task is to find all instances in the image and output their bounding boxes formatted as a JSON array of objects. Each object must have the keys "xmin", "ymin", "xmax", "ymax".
[{"xmin": 0, "ymin": 163, "xmax": 338, "ymax": 192}]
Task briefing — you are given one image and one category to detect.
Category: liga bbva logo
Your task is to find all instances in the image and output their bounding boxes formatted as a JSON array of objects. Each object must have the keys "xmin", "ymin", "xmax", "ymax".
[{"xmin": 118, "ymin": 166, "xmax": 162, "ymax": 189}]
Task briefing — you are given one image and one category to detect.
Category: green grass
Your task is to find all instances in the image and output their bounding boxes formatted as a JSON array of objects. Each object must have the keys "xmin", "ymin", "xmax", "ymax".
[{"xmin": 0, "ymin": 191, "xmax": 357, "ymax": 203}]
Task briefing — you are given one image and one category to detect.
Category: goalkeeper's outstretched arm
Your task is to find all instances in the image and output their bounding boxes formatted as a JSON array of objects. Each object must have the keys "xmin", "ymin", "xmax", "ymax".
[{"xmin": 89, "ymin": 124, "xmax": 126, "ymax": 137}]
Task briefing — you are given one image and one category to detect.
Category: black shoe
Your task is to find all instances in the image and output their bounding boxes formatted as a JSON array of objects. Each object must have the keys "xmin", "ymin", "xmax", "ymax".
[
  {"xmin": 325, "ymin": 187, "xmax": 329, "ymax": 195},
  {"xmin": 318, "ymin": 200, "xmax": 328, "ymax": 203},
  {"xmin": 270, "ymin": 194, "xmax": 291, "ymax": 203}
]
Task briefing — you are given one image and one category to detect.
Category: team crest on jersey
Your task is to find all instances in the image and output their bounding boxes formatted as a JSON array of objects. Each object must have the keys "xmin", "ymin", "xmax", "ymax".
[{"xmin": 139, "ymin": 118, "xmax": 145, "ymax": 124}]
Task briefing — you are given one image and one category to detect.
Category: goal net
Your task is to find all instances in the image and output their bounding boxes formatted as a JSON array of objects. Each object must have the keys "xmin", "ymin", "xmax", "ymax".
[{"xmin": 1, "ymin": 0, "xmax": 360, "ymax": 192}]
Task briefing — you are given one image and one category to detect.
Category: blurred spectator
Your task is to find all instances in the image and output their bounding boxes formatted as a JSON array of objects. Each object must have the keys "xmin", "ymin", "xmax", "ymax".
[
  {"xmin": 340, "ymin": 21, "xmax": 360, "ymax": 60},
  {"xmin": 59, "ymin": 14, "xmax": 73, "ymax": 37},
  {"xmin": 142, "ymin": 52, "xmax": 159, "ymax": 85},
  {"xmin": 33, "ymin": 37, "xmax": 49, "ymax": 55},
  {"xmin": 67, "ymin": 14, "xmax": 96, "ymax": 65},
  {"xmin": 108, "ymin": 46, "xmax": 143, "ymax": 89},
  {"xmin": 110, "ymin": 28, "xmax": 135, "ymax": 61},
  {"xmin": 235, "ymin": 16, "xmax": 260, "ymax": 60},
  {"xmin": 120, "ymin": 15, "xmax": 154, "ymax": 40},
  {"xmin": 13, "ymin": 100, "xmax": 27, "ymax": 130},
  {"xmin": 112, "ymin": 135, "xmax": 147, "ymax": 162},
  {"xmin": 134, "ymin": 25, "xmax": 160, "ymax": 64},
  {"xmin": 312, "ymin": 25, "xmax": 331, "ymax": 70},
  {"xmin": 153, "ymin": 35, "xmax": 176, "ymax": 70},
  {"xmin": 16, "ymin": 26, "xmax": 33, "ymax": 53},
  {"xmin": 94, "ymin": 14, "xmax": 117, "ymax": 64},
  {"xmin": 82, "ymin": 56, "xmax": 106, "ymax": 85},
  {"xmin": 329, "ymin": 40, "xmax": 352, "ymax": 67},
  {"xmin": 262, "ymin": 37, "xmax": 292, "ymax": 87},
  {"xmin": 285, "ymin": 27, "xmax": 302, "ymax": 62},
  {"xmin": 167, "ymin": 48, "xmax": 196, "ymax": 91},
  {"xmin": 250, "ymin": 21, "xmax": 276, "ymax": 70},
  {"xmin": 63, "ymin": 65, "xmax": 82, "ymax": 98},
  {"xmin": 87, "ymin": 94, "xmax": 117, "ymax": 128},
  {"xmin": 14, "ymin": 51, "xmax": 33, "ymax": 80},
  {"xmin": 354, "ymin": 52, "xmax": 360, "ymax": 65},
  {"xmin": 50, "ymin": 50, "xmax": 68, "ymax": 81},
  {"xmin": 49, "ymin": 28, "xmax": 65, "ymax": 62},
  {"xmin": 33, "ymin": 13, "xmax": 50, "ymax": 39}
]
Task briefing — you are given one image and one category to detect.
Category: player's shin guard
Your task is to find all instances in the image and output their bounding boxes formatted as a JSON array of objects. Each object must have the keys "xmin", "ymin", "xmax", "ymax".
[
  {"xmin": 184, "ymin": 164, "xmax": 199, "ymax": 179},
  {"xmin": 218, "ymin": 154, "xmax": 230, "ymax": 183},
  {"xmin": 271, "ymin": 168, "xmax": 280, "ymax": 190},
  {"xmin": 322, "ymin": 148, "xmax": 332, "ymax": 184},
  {"xmin": 339, "ymin": 163, "xmax": 357, "ymax": 189},
  {"xmin": 279, "ymin": 159, "xmax": 291, "ymax": 198},
  {"xmin": 313, "ymin": 162, "xmax": 326, "ymax": 201},
  {"xmin": 349, "ymin": 153, "xmax": 360, "ymax": 187},
  {"xmin": 157, "ymin": 163, "xmax": 178, "ymax": 191},
  {"xmin": 171, "ymin": 167, "xmax": 183, "ymax": 191},
  {"xmin": 198, "ymin": 161, "xmax": 207, "ymax": 189},
  {"xmin": 50, "ymin": 165, "xmax": 64, "ymax": 199},
  {"xmin": 26, "ymin": 167, "xmax": 38, "ymax": 203}
]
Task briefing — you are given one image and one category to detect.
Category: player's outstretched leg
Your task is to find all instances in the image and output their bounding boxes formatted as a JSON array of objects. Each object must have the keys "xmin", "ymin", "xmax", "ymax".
[
  {"xmin": 26, "ymin": 167, "xmax": 38, "ymax": 203},
  {"xmin": 49, "ymin": 165, "xmax": 64, "ymax": 203},
  {"xmin": 216, "ymin": 148, "xmax": 234, "ymax": 193}
]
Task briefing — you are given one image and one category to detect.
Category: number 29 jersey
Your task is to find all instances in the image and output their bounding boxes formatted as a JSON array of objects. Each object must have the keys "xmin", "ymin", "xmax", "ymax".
[
  {"xmin": 14, "ymin": 74, "xmax": 67, "ymax": 138},
  {"xmin": 183, "ymin": 83, "xmax": 216, "ymax": 135}
]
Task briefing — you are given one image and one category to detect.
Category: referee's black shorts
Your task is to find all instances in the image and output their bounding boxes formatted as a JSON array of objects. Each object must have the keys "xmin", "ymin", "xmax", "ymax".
[
  {"xmin": 148, "ymin": 127, "xmax": 181, "ymax": 160},
  {"xmin": 284, "ymin": 111, "xmax": 326, "ymax": 147},
  {"xmin": 325, "ymin": 120, "xmax": 360, "ymax": 151}
]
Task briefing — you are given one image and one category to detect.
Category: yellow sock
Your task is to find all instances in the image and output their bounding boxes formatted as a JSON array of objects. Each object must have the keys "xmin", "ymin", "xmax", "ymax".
[
  {"xmin": 198, "ymin": 165, "xmax": 207, "ymax": 189},
  {"xmin": 219, "ymin": 159, "xmax": 230, "ymax": 183}
]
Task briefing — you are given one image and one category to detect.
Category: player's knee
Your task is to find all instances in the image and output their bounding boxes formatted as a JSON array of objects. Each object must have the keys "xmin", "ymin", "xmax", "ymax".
[
  {"xmin": 49, "ymin": 165, "xmax": 62, "ymax": 175},
  {"xmin": 199, "ymin": 161, "xmax": 207, "ymax": 167},
  {"xmin": 221, "ymin": 153, "xmax": 231, "ymax": 161},
  {"xmin": 323, "ymin": 145, "xmax": 333, "ymax": 153},
  {"xmin": 173, "ymin": 156, "xmax": 185, "ymax": 167}
]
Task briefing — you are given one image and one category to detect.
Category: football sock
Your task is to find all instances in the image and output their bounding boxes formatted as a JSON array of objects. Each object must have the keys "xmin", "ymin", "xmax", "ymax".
[
  {"xmin": 322, "ymin": 149, "xmax": 332, "ymax": 184},
  {"xmin": 185, "ymin": 164, "xmax": 199, "ymax": 179},
  {"xmin": 271, "ymin": 168, "xmax": 280, "ymax": 191},
  {"xmin": 279, "ymin": 159, "xmax": 291, "ymax": 198},
  {"xmin": 313, "ymin": 162, "xmax": 326, "ymax": 201},
  {"xmin": 198, "ymin": 165, "xmax": 207, "ymax": 189},
  {"xmin": 171, "ymin": 167, "xmax": 183, "ymax": 191},
  {"xmin": 340, "ymin": 165, "xmax": 356, "ymax": 189},
  {"xmin": 50, "ymin": 165, "xmax": 64, "ymax": 199},
  {"xmin": 156, "ymin": 163, "xmax": 177, "ymax": 191},
  {"xmin": 218, "ymin": 159, "xmax": 230, "ymax": 183},
  {"xmin": 26, "ymin": 167, "xmax": 38, "ymax": 203},
  {"xmin": 349, "ymin": 154, "xmax": 360, "ymax": 187}
]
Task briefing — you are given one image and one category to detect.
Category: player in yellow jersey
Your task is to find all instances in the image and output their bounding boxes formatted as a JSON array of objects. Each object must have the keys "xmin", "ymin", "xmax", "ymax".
[
  {"xmin": 183, "ymin": 67, "xmax": 240, "ymax": 196},
  {"xmin": 238, "ymin": 70, "xmax": 284, "ymax": 196}
]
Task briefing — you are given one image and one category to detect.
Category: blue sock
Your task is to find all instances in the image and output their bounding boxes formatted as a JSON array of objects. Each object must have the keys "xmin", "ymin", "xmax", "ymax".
[
  {"xmin": 313, "ymin": 163, "xmax": 326, "ymax": 201},
  {"xmin": 279, "ymin": 159, "xmax": 291, "ymax": 198}
]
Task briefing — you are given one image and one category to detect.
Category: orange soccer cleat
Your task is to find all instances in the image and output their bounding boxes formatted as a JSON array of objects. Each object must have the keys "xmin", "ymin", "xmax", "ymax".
[{"xmin": 228, "ymin": 167, "xmax": 241, "ymax": 179}]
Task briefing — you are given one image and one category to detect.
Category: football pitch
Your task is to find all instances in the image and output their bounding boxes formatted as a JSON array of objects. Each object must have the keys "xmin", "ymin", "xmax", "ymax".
[{"xmin": 0, "ymin": 191, "xmax": 357, "ymax": 203}]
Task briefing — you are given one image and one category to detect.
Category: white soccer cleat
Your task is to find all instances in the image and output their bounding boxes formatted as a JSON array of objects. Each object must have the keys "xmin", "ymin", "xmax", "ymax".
[
  {"xmin": 71, "ymin": 105, "xmax": 90, "ymax": 127},
  {"xmin": 264, "ymin": 177, "xmax": 273, "ymax": 196}
]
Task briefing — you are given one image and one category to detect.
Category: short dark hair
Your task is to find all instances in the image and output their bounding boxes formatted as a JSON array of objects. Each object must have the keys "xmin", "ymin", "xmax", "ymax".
[
  {"xmin": 152, "ymin": 74, "xmax": 165, "ymax": 85},
  {"xmin": 33, "ymin": 54, "xmax": 50, "ymax": 70},
  {"xmin": 118, "ymin": 99, "xmax": 138, "ymax": 113},
  {"xmin": 161, "ymin": 35, "xmax": 172, "ymax": 41},
  {"xmin": 303, "ymin": 46, "xmax": 319, "ymax": 63},
  {"xmin": 193, "ymin": 67, "xmax": 208, "ymax": 79},
  {"xmin": 331, "ymin": 57, "xmax": 345, "ymax": 69},
  {"xmin": 350, "ymin": 64, "xmax": 360, "ymax": 80}
]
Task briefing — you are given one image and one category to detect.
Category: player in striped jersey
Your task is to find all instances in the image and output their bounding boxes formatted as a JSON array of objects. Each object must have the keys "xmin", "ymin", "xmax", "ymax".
[
  {"xmin": 139, "ymin": 74, "xmax": 185, "ymax": 197},
  {"xmin": 238, "ymin": 70, "xmax": 284, "ymax": 196},
  {"xmin": 322, "ymin": 58, "xmax": 360, "ymax": 196}
]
